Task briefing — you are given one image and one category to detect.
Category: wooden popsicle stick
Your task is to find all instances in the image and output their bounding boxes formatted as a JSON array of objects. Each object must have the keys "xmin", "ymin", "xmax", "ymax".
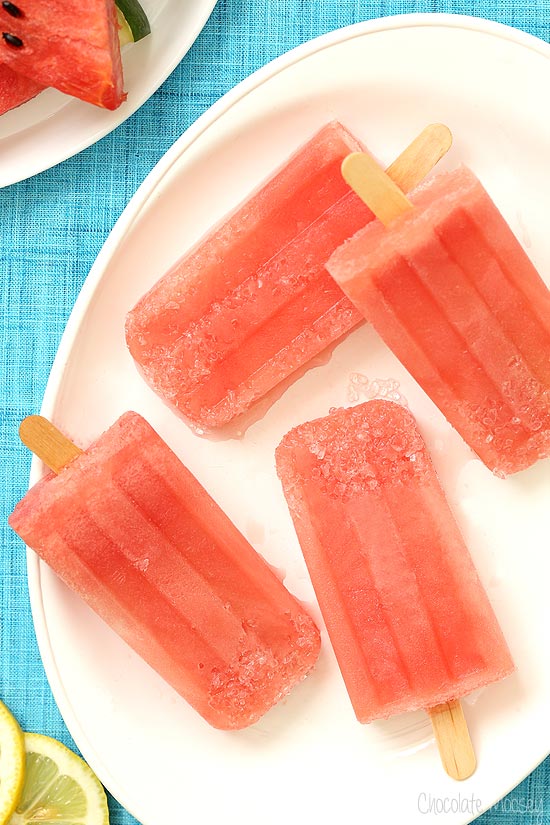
[
  {"xmin": 343, "ymin": 150, "xmax": 414, "ymax": 225},
  {"xmin": 428, "ymin": 700, "xmax": 477, "ymax": 781},
  {"xmin": 19, "ymin": 415, "xmax": 82, "ymax": 473},
  {"xmin": 342, "ymin": 123, "xmax": 476, "ymax": 780},
  {"xmin": 344, "ymin": 123, "xmax": 453, "ymax": 225},
  {"xmin": 386, "ymin": 123, "xmax": 452, "ymax": 192}
]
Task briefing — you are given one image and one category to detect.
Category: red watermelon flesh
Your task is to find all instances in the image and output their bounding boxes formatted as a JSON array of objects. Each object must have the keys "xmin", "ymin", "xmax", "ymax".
[
  {"xmin": 0, "ymin": 63, "xmax": 44, "ymax": 114},
  {"xmin": 0, "ymin": 0, "xmax": 125, "ymax": 110}
]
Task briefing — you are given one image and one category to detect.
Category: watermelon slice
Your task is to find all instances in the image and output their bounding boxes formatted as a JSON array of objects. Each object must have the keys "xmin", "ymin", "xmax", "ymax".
[
  {"xmin": 0, "ymin": 63, "xmax": 44, "ymax": 114},
  {"xmin": 0, "ymin": 0, "xmax": 125, "ymax": 110}
]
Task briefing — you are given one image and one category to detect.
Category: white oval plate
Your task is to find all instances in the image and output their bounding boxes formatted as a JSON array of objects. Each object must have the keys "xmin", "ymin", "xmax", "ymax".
[
  {"xmin": 26, "ymin": 14, "xmax": 550, "ymax": 825},
  {"xmin": 0, "ymin": 0, "xmax": 217, "ymax": 188}
]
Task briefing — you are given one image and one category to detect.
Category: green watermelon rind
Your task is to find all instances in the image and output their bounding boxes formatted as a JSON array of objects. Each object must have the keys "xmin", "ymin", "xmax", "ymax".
[{"xmin": 115, "ymin": 0, "xmax": 151, "ymax": 42}]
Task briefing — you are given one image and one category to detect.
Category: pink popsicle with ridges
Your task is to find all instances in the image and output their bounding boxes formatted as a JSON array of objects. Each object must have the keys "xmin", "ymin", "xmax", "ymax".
[
  {"xmin": 327, "ymin": 165, "xmax": 550, "ymax": 476},
  {"xmin": 276, "ymin": 400, "xmax": 514, "ymax": 724},
  {"xmin": 125, "ymin": 121, "xmax": 370, "ymax": 431},
  {"xmin": 9, "ymin": 412, "xmax": 320, "ymax": 729}
]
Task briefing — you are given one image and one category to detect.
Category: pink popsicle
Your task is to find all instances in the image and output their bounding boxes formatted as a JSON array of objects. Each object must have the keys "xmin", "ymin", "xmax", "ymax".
[
  {"xmin": 276, "ymin": 400, "xmax": 514, "ymax": 724},
  {"xmin": 10, "ymin": 412, "xmax": 320, "ymax": 729},
  {"xmin": 125, "ymin": 121, "xmax": 372, "ymax": 431},
  {"xmin": 327, "ymin": 165, "xmax": 550, "ymax": 476}
]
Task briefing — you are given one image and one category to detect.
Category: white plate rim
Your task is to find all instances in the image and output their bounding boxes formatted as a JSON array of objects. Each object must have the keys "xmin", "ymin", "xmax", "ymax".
[
  {"xmin": 23, "ymin": 12, "xmax": 550, "ymax": 821},
  {"xmin": 0, "ymin": 0, "xmax": 218, "ymax": 188}
]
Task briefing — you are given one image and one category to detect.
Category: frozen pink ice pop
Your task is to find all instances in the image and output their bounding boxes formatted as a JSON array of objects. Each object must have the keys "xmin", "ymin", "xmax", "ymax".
[
  {"xmin": 125, "ymin": 122, "xmax": 365, "ymax": 430},
  {"xmin": 276, "ymin": 400, "xmax": 514, "ymax": 726},
  {"xmin": 10, "ymin": 412, "xmax": 320, "ymax": 729},
  {"xmin": 327, "ymin": 163, "xmax": 550, "ymax": 476}
]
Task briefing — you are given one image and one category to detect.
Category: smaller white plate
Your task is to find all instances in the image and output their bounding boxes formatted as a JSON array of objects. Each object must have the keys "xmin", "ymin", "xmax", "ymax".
[{"xmin": 0, "ymin": 0, "xmax": 217, "ymax": 188}]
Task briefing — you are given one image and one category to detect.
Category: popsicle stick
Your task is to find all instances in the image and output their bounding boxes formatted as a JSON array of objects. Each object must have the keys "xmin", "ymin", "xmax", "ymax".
[
  {"xmin": 343, "ymin": 123, "xmax": 453, "ymax": 226},
  {"xmin": 343, "ymin": 151, "xmax": 414, "ymax": 225},
  {"xmin": 428, "ymin": 701, "xmax": 477, "ymax": 781},
  {"xmin": 386, "ymin": 123, "xmax": 452, "ymax": 192},
  {"xmin": 19, "ymin": 415, "xmax": 82, "ymax": 473}
]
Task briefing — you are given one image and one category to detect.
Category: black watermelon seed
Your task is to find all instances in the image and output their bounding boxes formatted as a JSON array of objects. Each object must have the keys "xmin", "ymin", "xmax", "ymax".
[
  {"xmin": 2, "ymin": 31, "xmax": 23, "ymax": 46},
  {"xmin": 2, "ymin": 2, "xmax": 22, "ymax": 18}
]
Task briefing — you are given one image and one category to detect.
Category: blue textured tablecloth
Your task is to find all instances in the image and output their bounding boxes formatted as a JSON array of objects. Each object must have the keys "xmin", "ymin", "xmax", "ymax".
[{"xmin": 1, "ymin": 1, "xmax": 549, "ymax": 823}]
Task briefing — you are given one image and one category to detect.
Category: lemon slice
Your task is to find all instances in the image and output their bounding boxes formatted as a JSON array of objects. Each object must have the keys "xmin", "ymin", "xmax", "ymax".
[
  {"xmin": 8, "ymin": 733, "xmax": 109, "ymax": 825},
  {"xmin": 0, "ymin": 699, "xmax": 25, "ymax": 823}
]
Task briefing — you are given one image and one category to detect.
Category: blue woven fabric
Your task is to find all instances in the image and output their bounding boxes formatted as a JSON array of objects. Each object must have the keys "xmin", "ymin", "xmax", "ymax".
[{"xmin": 1, "ymin": 1, "xmax": 549, "ymax": 823}]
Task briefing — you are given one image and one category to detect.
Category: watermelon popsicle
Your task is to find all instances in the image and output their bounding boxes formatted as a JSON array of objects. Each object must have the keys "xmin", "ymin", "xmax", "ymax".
[
  {"xmin": 9, "ymin": 413, "xmax": 320, "ymax": 730},
  {"xmin": 125, "ymin": 122, "xmax": 451, "ymax": 433},
  {"xmin": 276, "ymin": 401, "xmax": 514, "ymax": 777},
  {"xmin": 327, "ymin": 154, "xmax": 550, "ymax": 476}
]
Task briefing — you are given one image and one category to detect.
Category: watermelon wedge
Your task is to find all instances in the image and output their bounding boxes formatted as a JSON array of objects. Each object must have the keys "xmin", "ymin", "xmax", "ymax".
[
  {"xmin": 0, "ymin": 0, "xmax": 125, "ymax": 110},
  {"xmin": 0, "ymin": 63, "xmax": 44, "ymax": 114}
]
